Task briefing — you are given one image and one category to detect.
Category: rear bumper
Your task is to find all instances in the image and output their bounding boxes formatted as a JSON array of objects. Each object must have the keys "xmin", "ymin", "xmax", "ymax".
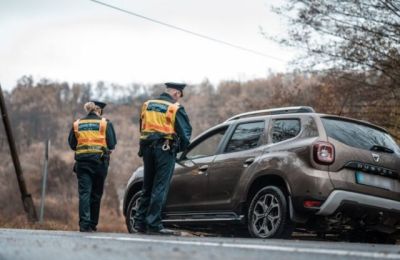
[{"xmin": 316, "ymin": 190, "xmax": 400, "ymax": 216}]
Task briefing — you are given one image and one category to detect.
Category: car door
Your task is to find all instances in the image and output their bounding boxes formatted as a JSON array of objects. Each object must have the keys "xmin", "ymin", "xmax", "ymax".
[
  {"xmin": 165, "ymin": 126, "xmax": 228, "ymax": 212},
  {"xmin": 206, "ymin": 120, "xmax": 267, "ymax": 210}
]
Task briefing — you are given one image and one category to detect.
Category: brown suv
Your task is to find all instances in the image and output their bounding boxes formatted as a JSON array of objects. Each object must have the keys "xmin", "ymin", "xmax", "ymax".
[{"xmin": 123, "ymin": 106, "xmax": 400, "ymax": 241}]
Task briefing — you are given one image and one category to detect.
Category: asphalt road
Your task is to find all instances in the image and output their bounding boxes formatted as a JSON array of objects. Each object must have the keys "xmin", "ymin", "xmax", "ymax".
[{"xmin": 1, "ymin": 228, "xmax": 400, "ymax": 260}]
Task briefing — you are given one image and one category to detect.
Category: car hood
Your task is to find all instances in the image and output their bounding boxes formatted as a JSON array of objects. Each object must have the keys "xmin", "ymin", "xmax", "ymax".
[{"xmin": 127, "ymin": 166, "xmax": 144, "ymax": 187}]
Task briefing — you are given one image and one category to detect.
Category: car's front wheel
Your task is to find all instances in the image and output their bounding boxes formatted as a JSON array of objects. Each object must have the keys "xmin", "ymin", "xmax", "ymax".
[
  {"xmin": 247, "ymin": 186, "xmax": 293, "ymax": 238},
  {"xmin": 125, "ymin": 191, "xmax": 142, "ymax": 233}
]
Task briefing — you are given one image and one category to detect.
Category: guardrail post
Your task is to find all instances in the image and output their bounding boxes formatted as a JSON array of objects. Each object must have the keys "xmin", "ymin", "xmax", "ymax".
[{"xmin": 39, "ymin": 139, "xmax": 50, "ymax": 223}]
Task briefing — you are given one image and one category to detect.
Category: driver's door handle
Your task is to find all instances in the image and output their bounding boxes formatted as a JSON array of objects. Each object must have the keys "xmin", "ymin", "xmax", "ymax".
[
  {"xmin": 243, "ymin": 158, "xmax": 255, "ymax": 167},
  {"xmin": 198, "ymin": 165, "xmax": 209, "ymax": 175}
]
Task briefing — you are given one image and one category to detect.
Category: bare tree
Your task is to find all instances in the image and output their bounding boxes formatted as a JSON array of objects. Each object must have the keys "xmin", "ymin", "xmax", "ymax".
[{"xmin": 269, "ymin": 0, "xmax": 400, "ymax": 90}]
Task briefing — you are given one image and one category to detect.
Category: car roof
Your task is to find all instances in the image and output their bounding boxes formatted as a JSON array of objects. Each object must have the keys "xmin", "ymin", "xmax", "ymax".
[
  {"xmin": 224, "ymin": 106, "xmax": 315, "ymax": 122},
  {"xmin": 317, "ymin": 114, "xmax": 389, "ymax": 134},
  {"xmin": 221, "ymin": 106, "xmax": 389, "ymax": 134}
]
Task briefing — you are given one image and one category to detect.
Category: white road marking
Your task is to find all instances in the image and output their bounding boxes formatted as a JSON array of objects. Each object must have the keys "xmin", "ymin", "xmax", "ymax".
[{"xmin": 87, "ymin": 235, "xmax": 400, "ymax": 259}]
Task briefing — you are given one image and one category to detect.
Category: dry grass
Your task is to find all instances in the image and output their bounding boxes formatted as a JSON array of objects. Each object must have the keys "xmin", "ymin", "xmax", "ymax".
[
  {"xmin": 0, "ymin": 207, "xmax": 127, "ymax": 233},
  {"xmin": 0, "ymin": 215, "xmax": 72, "ymax": 231},
  {"xmin": 97, "ymin": 212, "xmax": 127, "ymax": 233},
  {"xmin": 0, "ymin": 142, "xmax": 129, "ymax": 234}
]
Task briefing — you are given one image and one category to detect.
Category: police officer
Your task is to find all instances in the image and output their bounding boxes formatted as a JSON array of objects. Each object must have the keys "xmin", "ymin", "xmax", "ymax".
[
  {"xmin": 134, "ymin": 82, "xmax": 192, "ymax": 235},
  {"xmin": 68, "ymin": 100, "xmax": 117, "ymax": 232}
]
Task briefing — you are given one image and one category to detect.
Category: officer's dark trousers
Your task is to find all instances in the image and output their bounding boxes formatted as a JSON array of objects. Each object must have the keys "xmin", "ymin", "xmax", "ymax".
[
  {"xmin": 76, "ymin": 162, "xmax": 108, "ymax": 230},
  {"xmin": 134, "ymin": 144, "xmax": 175, "ymax": 231}
]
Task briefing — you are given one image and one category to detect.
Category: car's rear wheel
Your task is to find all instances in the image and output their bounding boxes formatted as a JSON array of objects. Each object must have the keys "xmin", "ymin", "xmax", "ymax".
[
  {"xmin": 126, "ymin": 191, "xmax": 142, "ymax": 233},
  {"xmin": 247, "ymin": 186, "xmax": 293, "ymax": 238}
]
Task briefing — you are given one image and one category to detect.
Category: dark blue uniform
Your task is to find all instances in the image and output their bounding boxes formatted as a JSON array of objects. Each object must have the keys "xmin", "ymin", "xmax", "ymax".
[
  {"xmin": 68, "ymin": 112, "xmax": 117, "ymax": 231},
  {"xmin": 134, "ymin": 92, "xmax": 192, "ymax": 233}
]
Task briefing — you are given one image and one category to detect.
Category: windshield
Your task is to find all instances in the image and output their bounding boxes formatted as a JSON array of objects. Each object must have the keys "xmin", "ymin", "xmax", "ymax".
[{"xmin": 321, "ymin": 118, "xmax": 400, "ymax": 154}]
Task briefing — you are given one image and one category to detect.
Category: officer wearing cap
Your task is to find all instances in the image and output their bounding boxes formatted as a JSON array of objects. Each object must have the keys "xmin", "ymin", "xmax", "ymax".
[
  {"xmin": 68, "ymin": 100, "xmax": 117, "ymax": 232},
  {"xmin": 134, "ymin": 82, "xmax": 192, "ymax": 235}
]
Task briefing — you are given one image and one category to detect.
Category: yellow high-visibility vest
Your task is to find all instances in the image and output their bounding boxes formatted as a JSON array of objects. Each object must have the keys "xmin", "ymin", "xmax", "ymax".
[
  {"xmin": 73, "ymin": 118, "xmax": 107, "ymax": 155},
  {"xmin": 140, "ymin": 99, "xmax": 179, "ymax": 139}
]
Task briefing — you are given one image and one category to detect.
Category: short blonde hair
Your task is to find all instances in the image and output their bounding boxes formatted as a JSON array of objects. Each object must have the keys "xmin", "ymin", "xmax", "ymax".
[{"xmin": 84, "ymin": 102, "xmax": 101, "ymax": 114}]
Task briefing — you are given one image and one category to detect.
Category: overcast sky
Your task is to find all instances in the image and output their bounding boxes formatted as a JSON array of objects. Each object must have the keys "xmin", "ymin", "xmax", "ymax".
[{"xmin": 0, "ymin": 0, "xmax": 296, "ymax": 90}]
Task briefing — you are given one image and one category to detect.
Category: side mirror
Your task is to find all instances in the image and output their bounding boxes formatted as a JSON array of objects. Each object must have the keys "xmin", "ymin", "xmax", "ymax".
[
  {"xmin": 176, "ymin": 152, "xmax": 196, "ymax": 168},
  {"xmin": 176, "ymin": 151, "xmax": 183, "ymax": 161}
]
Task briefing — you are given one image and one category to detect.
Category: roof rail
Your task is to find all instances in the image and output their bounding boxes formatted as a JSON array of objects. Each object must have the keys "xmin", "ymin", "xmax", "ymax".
[{"xmin": 225, "ymin": 106, "xmax": 315, "ymax": 122}]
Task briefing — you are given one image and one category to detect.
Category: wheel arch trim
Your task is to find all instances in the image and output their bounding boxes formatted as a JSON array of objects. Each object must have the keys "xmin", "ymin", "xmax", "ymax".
[
  {"xmin": 123, "ymin": 180, "xmax": 143, "ymax": 216},
  {"xmin": 244, "ymin": 171, "xmax": 292, "ymax": 203}
]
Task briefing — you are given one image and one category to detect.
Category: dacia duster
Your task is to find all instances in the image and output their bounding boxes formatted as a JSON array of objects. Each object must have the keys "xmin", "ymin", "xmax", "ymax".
[{"xmin": 123, "ymin": 107, "xmax": 400, "ymax": 241}]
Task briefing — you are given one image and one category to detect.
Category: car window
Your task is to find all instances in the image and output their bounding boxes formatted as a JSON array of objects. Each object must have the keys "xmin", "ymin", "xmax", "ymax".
[
  {"xmin": 321, "ymin": 118, "xmax": 400, "ymax": 153},
  {"xmin": 300, "ymin": 116, "xmax": 319, "ymax": 138},
  {"xmin": 271, "ymin": 119, "xmax": 301, "ymax": 143},
  {"xmin": 186, "ymin": 128, "xmax": 227, "ymax": 159},
  {"xmin": 225, "ymin": 121, "xmax": 265, "ymax": 153}
]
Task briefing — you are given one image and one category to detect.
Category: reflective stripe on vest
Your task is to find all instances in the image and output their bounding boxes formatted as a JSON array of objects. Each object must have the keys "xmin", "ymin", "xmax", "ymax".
[
  {"xmin": 140, "ymin": 99, "xmax": 179, "ymax": 139},
  {"xmin": 73, "ymin": 118, "xmax": 107, "ymax": 155}
]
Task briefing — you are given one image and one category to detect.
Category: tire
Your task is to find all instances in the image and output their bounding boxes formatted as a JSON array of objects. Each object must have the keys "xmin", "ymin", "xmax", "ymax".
[
  {"xmin": 247, "ymin": 186, "xmax": 293, "ymax": 239},
  {"xmin": 125, "ymin": 191, "xmax": 142, "ymax": 233}
]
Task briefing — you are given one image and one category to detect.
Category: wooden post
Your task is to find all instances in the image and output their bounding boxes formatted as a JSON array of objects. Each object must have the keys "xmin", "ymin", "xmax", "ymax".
[{"xmin": 0, "ymin": 84, "xmax": 38, "ymax": 222}]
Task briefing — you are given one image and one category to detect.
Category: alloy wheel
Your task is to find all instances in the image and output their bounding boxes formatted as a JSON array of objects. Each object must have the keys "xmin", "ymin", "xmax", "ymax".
[
  {"xmin": 127, "ymin": 192, "xmax": 141, "ymax": 233},
  {"xmin": 250, "ymin": 193, "xmax": 281, "ymax": 238}
]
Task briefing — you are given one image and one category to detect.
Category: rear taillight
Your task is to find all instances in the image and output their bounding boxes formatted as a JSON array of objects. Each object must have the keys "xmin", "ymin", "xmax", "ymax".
[
  {"xmin": 303, "ymin": 200, "xmax": 322, "ymax": 208},
  {"xmin": 313, "ymin": 141, "xmax": 335, "ymax": 165}
]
